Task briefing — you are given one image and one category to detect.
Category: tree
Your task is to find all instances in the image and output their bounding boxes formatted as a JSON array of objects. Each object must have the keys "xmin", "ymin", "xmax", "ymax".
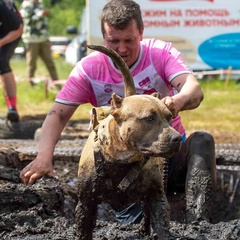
[{"xmin": 44, "ymin": 0, "xmax": 86, "ymax": 36}]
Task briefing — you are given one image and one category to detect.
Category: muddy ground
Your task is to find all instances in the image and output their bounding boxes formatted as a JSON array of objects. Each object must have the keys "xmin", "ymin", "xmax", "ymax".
[{"xmin": 0, "ymin": 117, "xmax": 240, "ymax": 239}]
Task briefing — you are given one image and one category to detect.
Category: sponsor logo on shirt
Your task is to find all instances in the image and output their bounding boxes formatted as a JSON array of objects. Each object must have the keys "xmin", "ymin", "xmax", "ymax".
[
  {"xmin": 138, "ymin": 77, "xmax": 151, "ymax": 88},
  {"xmin": 104, "ymin": 84, "xmax": 113, "ymax": 93}
]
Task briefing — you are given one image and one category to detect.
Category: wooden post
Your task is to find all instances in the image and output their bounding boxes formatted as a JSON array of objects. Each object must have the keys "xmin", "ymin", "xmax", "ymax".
[
  {"xmin": 44, "ymin": 78, "xmax": 49, "ymax": 99},
  {"xmin": 225, "ymin": 66, "xmax": 232, "ymax": 88}
]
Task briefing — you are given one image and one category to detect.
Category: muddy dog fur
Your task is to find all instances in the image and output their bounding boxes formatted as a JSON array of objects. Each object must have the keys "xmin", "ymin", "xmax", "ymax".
[{"xmin": 75, "ymin": 45, "xmax": 182, "ymax": 240}]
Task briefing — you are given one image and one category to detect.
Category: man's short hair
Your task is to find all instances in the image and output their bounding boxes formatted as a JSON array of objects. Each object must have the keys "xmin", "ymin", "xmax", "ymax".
[{"xmin": 101, "ymin": 0, "xmax": 144, "ymax": 37}]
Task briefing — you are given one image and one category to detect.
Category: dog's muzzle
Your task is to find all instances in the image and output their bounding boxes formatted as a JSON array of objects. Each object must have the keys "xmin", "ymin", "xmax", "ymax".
[{"xmin": 140, "ymin": 132, "xmax": 182, "ymax": 157}]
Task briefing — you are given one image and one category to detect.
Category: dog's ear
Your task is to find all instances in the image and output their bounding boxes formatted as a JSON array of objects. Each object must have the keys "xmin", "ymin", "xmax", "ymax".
[
  {"xmin": 111, "ymin": 93, "xmax": 123, "ymax": 109},
  {"xmin": 151, "ymin": 92, "xmax": 162, "ymax": 99},
  {"xmin": 110, "ymin": 93, "xmax": 123, "ymax": 121},
  {"xmin": 88, "ymin": 106, "xmax": 111, "ymax": 131}
]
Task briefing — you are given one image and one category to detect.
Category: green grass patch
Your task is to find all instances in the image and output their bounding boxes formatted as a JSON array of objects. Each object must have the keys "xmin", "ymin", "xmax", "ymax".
[
  {"xmin": 180, "ymin": 77, "xmax": 240, "ymax": 133},
  {"xmin": 0, "ymin": 57, "xmax": 92, "ymax": 120}
]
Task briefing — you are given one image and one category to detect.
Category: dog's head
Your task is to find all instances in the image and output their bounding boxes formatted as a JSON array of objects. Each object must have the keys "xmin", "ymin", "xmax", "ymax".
[{"xmin": 110, "ymin": 92, "xmax": 182, "ymax": 158}]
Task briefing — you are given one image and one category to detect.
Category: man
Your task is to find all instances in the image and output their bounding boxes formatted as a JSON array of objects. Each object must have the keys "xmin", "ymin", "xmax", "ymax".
[
  {"xmin": 0, "ymin": 0, "xmax": 23, "ymax": 122},
  {"xmin": 20, "ymin": 0, "xmax": 58, "ymax": 86},
  {"xmin": 20, "ymin": 0, "xmax": 216, "ymax": 223}
]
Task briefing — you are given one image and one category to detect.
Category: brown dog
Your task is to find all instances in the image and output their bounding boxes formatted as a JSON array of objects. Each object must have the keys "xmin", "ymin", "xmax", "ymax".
[{"xmin": 75, "ymin": 45, "xmax": 182, "ymax": 240}]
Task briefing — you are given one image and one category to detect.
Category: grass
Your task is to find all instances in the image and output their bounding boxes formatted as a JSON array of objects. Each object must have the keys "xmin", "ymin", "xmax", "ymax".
[
  {"xmin": 180, "ymin": 78, "xmax": 240, "ymax": 133},
  {"xmin": 1, "ymin": 57, "xmax": 240, "ymax": 134},
  {"xmin": 0, "ymin": 57, "xmax": 91, "ymax": 120}
]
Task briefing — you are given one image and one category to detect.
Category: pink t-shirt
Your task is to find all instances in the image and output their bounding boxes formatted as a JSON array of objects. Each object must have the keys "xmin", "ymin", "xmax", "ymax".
[{"xmin": 56, "ymin": 38, "xmax": 192, "ymax": 136}]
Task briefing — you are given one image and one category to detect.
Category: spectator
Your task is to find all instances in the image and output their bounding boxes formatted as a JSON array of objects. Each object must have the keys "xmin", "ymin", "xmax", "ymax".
[
  {"xmin": 20, "ymin": 0, "xmax": 216, "ymax": 224},
  {"xmin": 0, "ymin": 0, "xmax": 23, "ymax": 122},
  {"xmin": 20, "ymin": 0, "xmax": 58, "ymax": 86}
]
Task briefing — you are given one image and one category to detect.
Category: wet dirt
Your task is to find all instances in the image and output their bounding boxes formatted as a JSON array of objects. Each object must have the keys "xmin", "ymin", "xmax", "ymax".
[{"xmin": 0, "ymin": 118, "xmax": 240, "ymax": 239}]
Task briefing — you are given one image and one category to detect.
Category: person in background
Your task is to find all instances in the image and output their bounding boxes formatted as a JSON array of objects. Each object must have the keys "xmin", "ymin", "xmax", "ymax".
[
  {"xmin": 20, "ymin": 0, "xmax": 216, "ymax": 224},
  {"xmin": 20, "ymin": 0, "xmax": 58, "ymax": 86},
  {"xmin": 0, "ymin": 0, "xmax": 23, "ymax": 122}
]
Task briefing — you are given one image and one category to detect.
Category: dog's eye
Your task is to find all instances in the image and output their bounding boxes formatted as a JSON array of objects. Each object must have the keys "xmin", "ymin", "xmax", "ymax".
[{"xmin": 146, "ymin": 115, "xmax": 155, "ymax": 122}]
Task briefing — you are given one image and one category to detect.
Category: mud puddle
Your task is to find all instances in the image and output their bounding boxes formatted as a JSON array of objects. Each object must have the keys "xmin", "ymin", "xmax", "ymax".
[{"xmin": 0, "ymin": 120, "xmax": 240, "ymax": 239}]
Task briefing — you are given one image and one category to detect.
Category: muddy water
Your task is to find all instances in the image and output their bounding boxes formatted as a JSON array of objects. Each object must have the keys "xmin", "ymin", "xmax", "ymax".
[
  {"xmin": 0, "ymin": 132, "xmax": 240, "ymax": 238},
  {"xmin": 1, "ymin": 173, "xmax": 240, "ymax": 240}
]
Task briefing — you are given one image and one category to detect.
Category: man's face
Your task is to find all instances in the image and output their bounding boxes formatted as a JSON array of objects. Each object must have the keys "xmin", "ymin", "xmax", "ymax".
[{"xmin": 103, "ymin": 20, "xmax": 143, "ymax": 68}]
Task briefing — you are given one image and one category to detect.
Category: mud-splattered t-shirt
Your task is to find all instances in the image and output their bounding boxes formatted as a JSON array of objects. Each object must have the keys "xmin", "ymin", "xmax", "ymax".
[{"xmin": 56, "ymin": 38, "xmax": 192, "ymax": 136}]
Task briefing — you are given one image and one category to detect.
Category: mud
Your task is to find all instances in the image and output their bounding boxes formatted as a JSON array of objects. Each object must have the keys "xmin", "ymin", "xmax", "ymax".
[{"xmin": 0, "ymin": 120, "xmax": 240, "ymax": 239}]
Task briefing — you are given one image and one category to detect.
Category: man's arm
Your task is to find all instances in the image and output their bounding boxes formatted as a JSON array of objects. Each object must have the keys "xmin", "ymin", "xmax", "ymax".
[
  {"xmin": 0, "ymin": 24, "xmax": 23, "ymax": 47},
  {"xmin": 162, "ymin": 73, "xmax": 203, "ymax": 118},
  {"xmin": 20, "ymin": 102, "xmax": 78, "ymax": 184}
]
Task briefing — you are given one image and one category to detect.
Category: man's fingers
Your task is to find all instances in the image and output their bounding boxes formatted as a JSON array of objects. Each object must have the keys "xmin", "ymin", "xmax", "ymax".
[
  {"xmin": 20, "ymin": 168, "xmax": 55, "ymax": 184},
  {"xmin": 21, "ymin": 171, "xmax": 39, "ymax": 184},
  {"xmin": 28, "ymin": 172, "xmax": 41, "ymax": 184},
  {"xmin": 20, "ymin": 169, "xmax": 30, "ymax": 184},
  {"xmin": 23, "ymin": 170, "xmax": 32, "ymax": 178},
  {"xmin": 164, "ymin": 97, "xmax": 173, "ymax": 109},
  {"xmin": 162, "ymin": 97, "xmax": 178, "ymax": 118}
]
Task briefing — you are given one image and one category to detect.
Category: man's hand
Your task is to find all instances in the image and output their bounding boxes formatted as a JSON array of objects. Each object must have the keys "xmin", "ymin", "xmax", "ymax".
[
  {"xmin": 161, "ymin": 96, "xmax": 179, "ymax": 118},
  {"xmin": 20, "ymin": 157, "xmax": 54, "ymax": 184}
]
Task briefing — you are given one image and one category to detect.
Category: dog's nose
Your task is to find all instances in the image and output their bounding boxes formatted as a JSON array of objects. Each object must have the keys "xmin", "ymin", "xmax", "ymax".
[{"xmin": 170, "ymin": 133, "xmax": 182, "ymax": 144}]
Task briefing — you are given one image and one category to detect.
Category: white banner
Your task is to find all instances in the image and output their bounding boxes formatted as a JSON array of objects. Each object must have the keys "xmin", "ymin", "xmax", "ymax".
[{"xmin": 86, "ymin": 0, "xmax": 240, "ymax": 70}]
